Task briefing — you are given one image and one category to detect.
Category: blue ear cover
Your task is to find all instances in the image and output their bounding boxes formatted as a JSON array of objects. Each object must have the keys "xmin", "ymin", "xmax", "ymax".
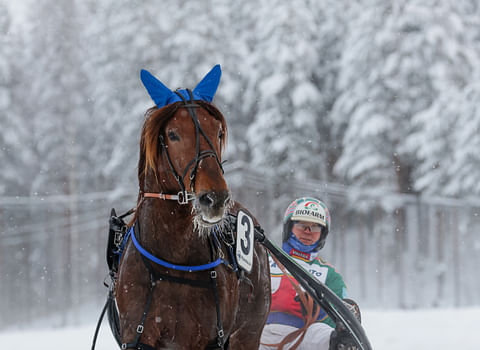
[
  {"xmin": 193, "ymin": 64, "xmax": 221, "ymax": 102},
  {"xmin": 140, "ymin": 65, "xmax": 222, "ymax": 108},
  {"xmin": 140, "ymin": 69, "xmax": 174, "ymax": 108}
]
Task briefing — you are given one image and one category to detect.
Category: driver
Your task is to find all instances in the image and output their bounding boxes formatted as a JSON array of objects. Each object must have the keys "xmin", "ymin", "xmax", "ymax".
[{"xmin": 259, "ymin": 197, "xmax": 361, "ymax": 350}]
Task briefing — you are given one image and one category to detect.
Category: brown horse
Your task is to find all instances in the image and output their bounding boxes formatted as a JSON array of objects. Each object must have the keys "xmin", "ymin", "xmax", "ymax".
[{"xmin": 115, "ymin": 67, "xmax": 271, "ymax": 350}]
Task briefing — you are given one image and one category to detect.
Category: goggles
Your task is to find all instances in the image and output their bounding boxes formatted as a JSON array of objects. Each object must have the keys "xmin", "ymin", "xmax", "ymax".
[{"xmin": 293, "ymin": 221, "xmax": 322, "ymax": 233}]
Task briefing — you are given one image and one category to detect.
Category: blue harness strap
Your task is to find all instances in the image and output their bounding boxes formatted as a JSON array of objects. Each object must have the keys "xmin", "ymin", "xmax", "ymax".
[{"xmin": 129, "ymin": 226, "xmax": 226, "ymax": 272}]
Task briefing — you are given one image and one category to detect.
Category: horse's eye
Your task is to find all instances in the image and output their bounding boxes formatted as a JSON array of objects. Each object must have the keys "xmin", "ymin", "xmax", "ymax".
[
  {"xmin": 167, "ymin": 130, "xmax": 180, "ymax": 141},
  {"xmin": 218, "ymin": 130, "xmax": 224, "ymax": 140}
]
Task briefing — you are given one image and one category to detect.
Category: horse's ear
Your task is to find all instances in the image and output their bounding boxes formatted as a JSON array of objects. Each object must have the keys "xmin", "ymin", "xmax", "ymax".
[
  {"xmin": 140, "ymin": 69, "xmax": 173, "ymax": 108},
  {"xmin": 193, "ymin": 64, "xmax": 221, "ymax": 102}
]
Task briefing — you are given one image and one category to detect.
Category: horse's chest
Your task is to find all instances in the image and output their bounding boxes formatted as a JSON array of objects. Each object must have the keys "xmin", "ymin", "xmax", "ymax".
[{"xmin": 151, "ymin": 272, "xmax": 238, "ymax": 333}]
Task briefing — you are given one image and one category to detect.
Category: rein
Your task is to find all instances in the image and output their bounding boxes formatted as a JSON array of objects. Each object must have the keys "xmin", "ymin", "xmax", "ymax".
[{"xmin": 261, "ymin": 255, "xmax": 320, "ymax": 350}]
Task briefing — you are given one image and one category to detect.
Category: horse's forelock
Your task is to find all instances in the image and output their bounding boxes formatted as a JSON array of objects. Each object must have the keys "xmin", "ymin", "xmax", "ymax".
[{"xmin": 140, "ymin": 103, "xmax": 179, "ymax": 180}]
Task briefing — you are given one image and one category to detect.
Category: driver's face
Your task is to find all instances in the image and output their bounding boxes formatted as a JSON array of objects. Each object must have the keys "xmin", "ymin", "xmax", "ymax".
[{"xmin": 292, "ymin": 221, "xmax": 322, "ymax": 245}]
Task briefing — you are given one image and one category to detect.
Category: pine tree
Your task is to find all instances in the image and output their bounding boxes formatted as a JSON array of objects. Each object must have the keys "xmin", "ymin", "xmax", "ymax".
[
  {"xmin": 0, "ymin": 2, "xmax": 15, "ymax": 195},
  {"xmin": 407, "ymin": 1, "xmax": 480, "ymax": 196},
  {"xmin": 247, "ymin": 0, "xmax": 346, "ymax": 183},
  {"xmin": 448, "ymin": 80, "xmax": 480, "ymax": 196},
  {"xmin": 18, "ymin": 0, "xmax": 96, "ymax": 322},
  {"xmin": 331, "ymin": 0, "xmax": 475, "ymax": 194},
  {"xmin": 82, "ymin": 0, "xmax": 162, "ymax": 193},
  {"xmin": 19, "ymin": 0, "xmax": 92, "ymax": 197},
  {"xmin": 0, "ymin": 2, "xmax": 36, "ymax": 196}
]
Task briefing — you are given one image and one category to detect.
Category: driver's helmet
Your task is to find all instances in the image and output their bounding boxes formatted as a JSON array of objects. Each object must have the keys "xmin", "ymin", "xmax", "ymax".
[{"xmin": 282, "ymin": 197, "xmax": 331, "ymax": 250}]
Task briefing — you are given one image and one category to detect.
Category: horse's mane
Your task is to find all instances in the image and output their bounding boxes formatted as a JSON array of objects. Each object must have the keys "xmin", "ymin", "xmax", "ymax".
[{"xmin": 138, "ymin": 100, "xmax": 228, "ymax": 192}]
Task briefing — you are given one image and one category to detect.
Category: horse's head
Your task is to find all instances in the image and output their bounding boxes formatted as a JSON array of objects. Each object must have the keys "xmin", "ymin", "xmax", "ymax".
[
  {"xmin": 161, "ymin": 101, "xmax": 230, "ymax": 226},
  {"xmin": 139, "ymin": 66, "xmax": 231, "ymax": 232}
]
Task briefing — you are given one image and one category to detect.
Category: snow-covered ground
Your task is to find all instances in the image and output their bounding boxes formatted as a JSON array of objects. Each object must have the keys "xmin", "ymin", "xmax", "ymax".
[{"xmin": 1, "ymin": 308, "xmax": 479, "ymax": 349}]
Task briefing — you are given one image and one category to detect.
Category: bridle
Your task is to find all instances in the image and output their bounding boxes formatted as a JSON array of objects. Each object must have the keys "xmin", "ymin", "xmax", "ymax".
[{"xmin": 143, "ymin": 89, "xmax": 225, "ymax": 204}]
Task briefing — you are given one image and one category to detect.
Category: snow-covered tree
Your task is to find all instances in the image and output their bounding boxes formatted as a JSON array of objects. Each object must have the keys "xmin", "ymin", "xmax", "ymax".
[
  {"xmin": 413, "ymin": 78, "xmax": 480, "ymax": 197},
  {"xmin": 82, "ymin": 0, "xmax": 163, "ymax": 192},
  {"xmin": 447, "ymin": 81, "xmax": 480, "ymax": 196},
  {"xmin": 247, "ymin": 0, "xmax": 348, "ymax": 184},
  {"xmin": 332, "ymin": 0, "xmax": 475, "ymax": 194},
  {"xmin": 0, "ymin": 2, "xmax": 35, "ymax": 196},
  {"xmin": 19, "ymin": 0, "xmax": 92, "ymax": 197},
  {"xmin": 205, "ymin": 0, "xmax": 263, "ymax": 163},
  {"xmin": 0, "ymin": 2, "xmax": 15, "ymax": 195},
  {"xmin": 407, "ymin": 1, "xmax": 480, "ymax": 196}
]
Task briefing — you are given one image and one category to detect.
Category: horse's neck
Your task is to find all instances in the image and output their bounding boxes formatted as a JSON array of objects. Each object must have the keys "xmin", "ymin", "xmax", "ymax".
[
  {"xmin": 138, "ymin": 171, "xmax": 211, "ymax": 263},
  {"xmin": 137, "ymin": 200, "xmax": 210, "ymax": 263}
]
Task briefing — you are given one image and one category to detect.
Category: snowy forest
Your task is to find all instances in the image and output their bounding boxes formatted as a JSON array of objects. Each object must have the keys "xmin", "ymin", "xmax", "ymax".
[{"xmin": 1, "ymin": 0, "xmax": 480, "ymax": 330}]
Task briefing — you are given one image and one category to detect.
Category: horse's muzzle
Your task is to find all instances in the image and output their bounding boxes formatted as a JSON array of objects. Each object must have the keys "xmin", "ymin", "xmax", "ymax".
[{"xmin": 196, "ymin": 190, "xmax": 230, "ymax": 223}]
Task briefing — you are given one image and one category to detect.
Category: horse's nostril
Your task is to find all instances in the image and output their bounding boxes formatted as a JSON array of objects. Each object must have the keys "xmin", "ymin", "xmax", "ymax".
[
  {"xmin": 223, "ymin": 194, "xmax": 231, "ymax": 206},
  {"xmin": 198, "ymin": 191, "xmax": 229, "ymax": 209},
  {"xmin": 199, "ymin": 193, "xmax": 215, "ymax": 208}
]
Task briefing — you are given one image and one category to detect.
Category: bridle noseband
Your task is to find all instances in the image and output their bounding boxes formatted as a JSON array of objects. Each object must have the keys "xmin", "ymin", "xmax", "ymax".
[
  {"xmin": 144, "ymin": 89, "xmax": 224, "ymax": 204},
  {"xmin": 143, "ymin": 191, "xmax": 195, "ymax": 205}
]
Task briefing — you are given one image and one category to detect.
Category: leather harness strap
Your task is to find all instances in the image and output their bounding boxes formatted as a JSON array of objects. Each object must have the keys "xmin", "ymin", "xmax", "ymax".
[
  {"xmin": 143, "ymin": 192, "xmax": 182, "ymax": 200},
  {"xmin": 120, "ymin": 223, "xmax": 228, "ymax": 350}
]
